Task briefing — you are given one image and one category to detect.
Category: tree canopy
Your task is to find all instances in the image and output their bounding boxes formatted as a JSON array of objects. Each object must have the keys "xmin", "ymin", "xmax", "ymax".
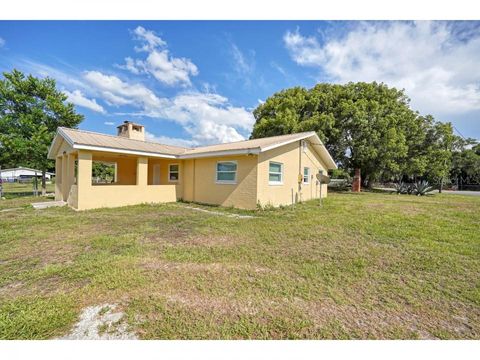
[
  {"xmin": 450, "ymin": 140, "xmax": 480, "ymax": 188},
  {"xmin": 251, "ymin": 82, "xmax": 458, "ymax": 187},
  {"xmin": 0, "ymin": 69, "xmax": 84, "ymax": 193}
]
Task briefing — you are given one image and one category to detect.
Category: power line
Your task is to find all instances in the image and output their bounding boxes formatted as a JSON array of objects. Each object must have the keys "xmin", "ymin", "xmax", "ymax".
[{"xmin": 453, "ymin": 125, "xmax": 467, "ymax": 141}]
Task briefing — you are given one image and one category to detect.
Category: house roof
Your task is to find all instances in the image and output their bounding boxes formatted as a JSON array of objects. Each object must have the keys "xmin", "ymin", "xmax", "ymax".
[
  {"xmin": 0, "ymin": 167, "xmax": 55, "ymax": 175},
  {"xmin": 49, "ymin": 127, "xmax": 187, "ymax": 159},
  {"xmin": 182, "ymin": 132, "xmax": 312, "ymax": 156},
  {"xmin": 48, "ymin": 127, "xmax": 337, "ymax": 169}
]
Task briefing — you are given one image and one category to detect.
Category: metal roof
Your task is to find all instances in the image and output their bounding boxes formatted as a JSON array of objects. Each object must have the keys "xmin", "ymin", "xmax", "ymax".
[{"xmin": 48, "ymin": 127, "xmax": 337, "ymax": 169}]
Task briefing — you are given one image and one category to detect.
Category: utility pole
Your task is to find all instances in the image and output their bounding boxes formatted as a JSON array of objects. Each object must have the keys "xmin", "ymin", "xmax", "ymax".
[
  {"xmin": 0, "ymin": 165, "xmax": 3, "ymax": 199},
  {"xmin": 34, "ymin": 171, "xmax": 38, "ymax": 196},
  {"xmin": 319, "ymin": 170, "xmax": 323, "ymax": 206}
]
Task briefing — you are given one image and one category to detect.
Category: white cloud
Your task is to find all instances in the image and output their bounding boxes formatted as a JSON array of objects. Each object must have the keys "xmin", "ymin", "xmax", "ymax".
[
  {"xmin": 145, "ymin": 131, "xmax": 197, "ymax": 148},
  {"xmin": 132, "ymin": 26, "xmax": 166, "ymax": 52},
  {"xmin": 22, "ymin": 59, "xmax": 89, "ymax": 91},
  {"xmin": 142, "ymin": 49, "xmax": 198, "ymax": 86},
  {"xmin": 118, "ymin": 26, "xmax": 198, "ymax": 87},
  {"xmin": 270, "ymin": 61, "xmax": 287, "ymax": 76},
  {"xmin": 231, "ymin": 43, "xmax": 253, "ymax": 75},
  {"xmin": 63, "ymin": 89, "xmax": 106, "ymax": 114},
  {"xmin": 0, "ymin": 37, "xmax": 5, "ymax": 48},
  {"xmin": 284, "ymin": 21, "xmax": 480, "ymax": 117},
  {"xmin": 85, "ymin": 71, "xmax": 254, "ymax": 144},
  {"xmin": 84, "ymin": 71, "xmax": 167, "ymax": 111},
  {"xmin": 187, "ymin": 121, "xmax": 245, "ymax": 144},
  {"xmin": 104, "ymin": 121, "xmax": 115, "ymax": 126},
  {"xmin": 164, "ymin": 92, "xmax": 253, "ymax": 143}
]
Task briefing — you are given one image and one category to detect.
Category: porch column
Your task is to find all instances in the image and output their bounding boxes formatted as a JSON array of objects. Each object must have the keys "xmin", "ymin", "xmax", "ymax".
[
  {"xmin": 55, "ymin": 156, "xmax": 63, "ymax": 201},
  {"xmin": 66, "ymin": 153, "xmax": 76, "ymax": 197},
  {"xmin": 137, "ymin": 156, "xmax": 148, "ymax": 186},
  {"xmin": 61, "ymin": 153, "xmax": 68, "ymax": 201},
  {"xmin": 77, "ymin": 150, "xmax": 92, "ymax": 209}
]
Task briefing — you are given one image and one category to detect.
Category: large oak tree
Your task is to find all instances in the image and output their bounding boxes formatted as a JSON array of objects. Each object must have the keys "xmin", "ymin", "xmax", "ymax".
[
  {"xmin": 0, "ymin": 69, "xmax": 84, "ymax": 194},
  {"xmin": 251, "ymin": 82, "xmax": 457, "ymax": 188}
]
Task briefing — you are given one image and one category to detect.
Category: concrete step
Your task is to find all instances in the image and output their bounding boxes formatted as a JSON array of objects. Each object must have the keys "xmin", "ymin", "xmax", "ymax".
[{"xmin": 32, "ymin": 201, "xmax": 67, "ymax": 210}]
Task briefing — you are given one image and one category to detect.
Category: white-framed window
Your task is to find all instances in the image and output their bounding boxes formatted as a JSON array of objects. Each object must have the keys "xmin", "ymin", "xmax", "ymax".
[
  {"xmin": 168, "ymin": 164, "xmax": 179, "ymax": 182},
  {"xmin": 303, "ymin": 167, "xmax": 310, "ymax": 184},
  {"xmin": 269, "ymin": 161, "xmax": 283, "ymax": 185},
  {"xmin": 216, "ymin": 161, "xmax": 237, "ymax": 184}
]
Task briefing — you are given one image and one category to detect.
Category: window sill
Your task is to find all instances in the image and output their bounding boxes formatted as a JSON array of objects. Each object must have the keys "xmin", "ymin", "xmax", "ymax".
[
  {"xmin": 216, "ymin": 181, "xmax": 237, "ymax": 185},
  {"xmin": 269, "ymin": 182, "xmax": 284, "ymax": 186}
]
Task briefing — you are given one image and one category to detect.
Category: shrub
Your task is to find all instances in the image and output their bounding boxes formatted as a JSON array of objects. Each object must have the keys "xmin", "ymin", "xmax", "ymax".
[{"xmin": 413, "ymin": 180, "xmax": 433, "ymax": 196}]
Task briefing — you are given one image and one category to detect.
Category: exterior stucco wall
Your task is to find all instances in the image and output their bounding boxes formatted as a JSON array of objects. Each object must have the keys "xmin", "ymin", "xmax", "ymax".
[
  {"xmin": 54, "ymin": 139, "xmax": 76, "ymax": 202},
  {"xmin": 148, "ymin": 158, "xmax": 183, "ymax": 199},
  {"xmin": 256, "ymin": 140, "xmax": 328, "ymax": 207},
  {"xmin": 299, "ymin": 141, "xmax": 329, "ymax": 201},
  {"xmin": 182, "ymin": 155, "xmax": 258, "ymax": 209},
  {"xmin": 75, "ymin": 151, "xmax": 177, "ymax": 210},
  {"xmin": 182, "ymin": 159, "xmax": 195, "ymax": 202}
]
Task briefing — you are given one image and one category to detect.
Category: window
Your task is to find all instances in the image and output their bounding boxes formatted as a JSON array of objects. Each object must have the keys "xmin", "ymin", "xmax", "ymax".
[
  {"xmin": 269, "ymin": 162, "xmax": 283, "ymax": 185},
  {"xmin": 303, "ymin": 167, "xmax": 310, "ymax": 184},
  {"xmin": 302, "ymin": 140, "xmax": 307, "ymax": 153},
  {"xmin": 168, "ymin": 164, "xmax": 179, "ymax": 182},
  {"xmin": 216, "ymin": 161, "xmax": 237, "ymax": 184}
]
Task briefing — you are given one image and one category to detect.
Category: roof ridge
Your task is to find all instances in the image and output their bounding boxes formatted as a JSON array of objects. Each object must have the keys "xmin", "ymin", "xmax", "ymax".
[
  {"xmin": 191, "ymin": 131, "xmax": 316, "ymax": 150},
  {"xmin": 59, "ymin": 127, "xmax": 190, "ymax": 151}
]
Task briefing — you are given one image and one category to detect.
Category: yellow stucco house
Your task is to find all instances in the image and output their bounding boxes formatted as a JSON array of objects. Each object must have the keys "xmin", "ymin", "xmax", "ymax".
[{"xmin": 48, "ymin": 121, "xmax": 337, "ymax": 210}]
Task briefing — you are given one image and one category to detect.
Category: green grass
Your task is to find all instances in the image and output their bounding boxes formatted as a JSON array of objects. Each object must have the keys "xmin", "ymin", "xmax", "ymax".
[
  {"xmin": 0, "ymin": 192, "xmax": 479, "ymax": 339},
  {"xmin": 1, "ymin": 182, "xmax": 55, "ymax": 199}
]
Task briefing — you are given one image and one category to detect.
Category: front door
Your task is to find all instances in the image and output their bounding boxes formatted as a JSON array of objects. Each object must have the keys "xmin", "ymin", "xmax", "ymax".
[{"xmin": 153, "ymin": 164, "xmax": 160, "ymax": 185}]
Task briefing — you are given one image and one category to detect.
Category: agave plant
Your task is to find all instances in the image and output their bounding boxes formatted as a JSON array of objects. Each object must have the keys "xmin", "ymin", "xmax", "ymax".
[
  {"xmin": 394, "ymin": 181, "xmax": 410, "ymax": 194},
  {"xmin": 394, "ymin": 181, "xmax": 406, "ymax": 194},
  {"xmin": 413, "ymin": 180, "xmax": 433, "ymax": 196}
]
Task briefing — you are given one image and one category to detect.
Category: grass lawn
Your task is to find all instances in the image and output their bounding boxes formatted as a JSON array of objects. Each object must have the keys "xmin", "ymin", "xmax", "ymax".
[
  {"xmin": 0, "ymin": 192, "xmax": 479, "ymax": 339},
  {"xmin": 1, "ymin": 182, "xmax": 55, "ymax": 200}
]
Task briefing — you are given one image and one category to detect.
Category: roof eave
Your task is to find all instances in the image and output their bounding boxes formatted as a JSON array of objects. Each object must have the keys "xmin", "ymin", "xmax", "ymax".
[
  {"xmin": 259, "ymin": 132, "xmax": 337, "ymax": 170},
  {"xmin": 72, "ymin": 144, "xmax": 178, "ymax": 159}
]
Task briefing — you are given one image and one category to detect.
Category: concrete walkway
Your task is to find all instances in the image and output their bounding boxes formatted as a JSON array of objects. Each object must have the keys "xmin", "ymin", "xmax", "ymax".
[
  {"xmin": 440, "ymin": 190, "xmax": 480, "ymax": 197},
  {"xmin": 31, "ymin": 200, "xmax": 66, "ymax": 209},
  {"xmin": 374, "ymin": 187, "xmax": 480, "ymax": 197}
]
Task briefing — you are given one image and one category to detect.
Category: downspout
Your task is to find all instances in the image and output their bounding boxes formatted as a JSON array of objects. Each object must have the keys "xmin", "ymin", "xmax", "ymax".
[
  {"xmin": 192, "ymin": 159, "xmax": 196, "ymax": 202},
  {"xmin": 299, "ymin": 140, "xmax": 302, "ymax": 202}
]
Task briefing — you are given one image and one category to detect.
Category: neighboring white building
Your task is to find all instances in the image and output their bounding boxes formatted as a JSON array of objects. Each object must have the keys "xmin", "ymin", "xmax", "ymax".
[{"xmin": 0, "ymin": 167, "xmax": 55, "ymax": 182}]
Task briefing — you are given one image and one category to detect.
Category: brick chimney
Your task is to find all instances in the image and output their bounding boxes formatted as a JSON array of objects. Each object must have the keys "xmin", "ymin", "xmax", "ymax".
[
  {"xmin": 352, "ymin": 168, "xmax": 361, "ymax": 192},
  {"xmin": 117, "ymin": 121, "xmax": 145, "ymax": 141}
]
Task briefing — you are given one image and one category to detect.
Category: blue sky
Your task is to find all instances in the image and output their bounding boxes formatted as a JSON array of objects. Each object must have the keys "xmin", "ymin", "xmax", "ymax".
[{"xmin": 0, "ymin": 21, "xmax": 479, "ymax": 145}]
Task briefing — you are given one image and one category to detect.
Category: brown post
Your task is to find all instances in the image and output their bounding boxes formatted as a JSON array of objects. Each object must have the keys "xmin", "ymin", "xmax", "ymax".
[{"xmin": 352, "ymin": 168, "xmax": 361, "ymax": 192}]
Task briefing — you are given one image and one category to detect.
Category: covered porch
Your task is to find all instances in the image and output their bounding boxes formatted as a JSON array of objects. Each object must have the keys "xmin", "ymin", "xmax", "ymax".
[{"xmin": 55, "ymin": 150, "xmax": 179, "ymax": 210}]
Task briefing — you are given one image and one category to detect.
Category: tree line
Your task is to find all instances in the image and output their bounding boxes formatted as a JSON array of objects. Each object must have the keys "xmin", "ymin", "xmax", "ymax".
[{"xmin": 251, "ymin": 82, "xmax": 479, "ymax": 190}]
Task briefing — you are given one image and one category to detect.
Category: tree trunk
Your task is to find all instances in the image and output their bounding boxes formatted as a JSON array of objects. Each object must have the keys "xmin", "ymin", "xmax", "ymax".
[
  {"xmin": 41, "ymin": 169, "xmax": 47, "ymax": 196},
  {"xmin": 439, "ymin": 177, "xmax": 443, "ymax": 193}
]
